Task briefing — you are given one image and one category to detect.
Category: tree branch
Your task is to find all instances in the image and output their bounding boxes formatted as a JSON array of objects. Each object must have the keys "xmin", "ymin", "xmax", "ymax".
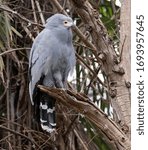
[
  {"xmin": 0, "ymin": 48, "xmax": 30, "ymax": 56},
  {"xmin": 0, "ymin": 5, "xmax": 43, "ymax": 28},
  {"xmin": 38, "ymin": 85, "xmax": 130, "ymax": 150},
  {"xmin": 0, "ymin": 125, "xmax": 39, "ymax": 148}
]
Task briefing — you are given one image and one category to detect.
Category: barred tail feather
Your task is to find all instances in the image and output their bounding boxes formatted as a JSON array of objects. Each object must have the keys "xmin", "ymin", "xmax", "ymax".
[{"xmin": 40, "ymin": 93, "xmax": 56, "ymax": 133}]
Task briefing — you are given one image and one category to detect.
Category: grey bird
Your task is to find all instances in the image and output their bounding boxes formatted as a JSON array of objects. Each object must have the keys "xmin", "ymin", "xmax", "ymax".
[{"xmin": 29, "ymin": 14, "xmax": 76, "ymax": 133}]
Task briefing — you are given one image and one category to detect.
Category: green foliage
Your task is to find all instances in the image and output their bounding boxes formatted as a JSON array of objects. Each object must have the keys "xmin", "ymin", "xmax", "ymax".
[
  {"xmin": 99, "ymin": 0, "xmax": 120, "ymax": 40},
  {"xmin": 80, "ymin": 117, "xmax": 112, "ymax": 150},
  {"xmin": 0, "ymin": 9, "xmax": 22, "ymax": 72}
]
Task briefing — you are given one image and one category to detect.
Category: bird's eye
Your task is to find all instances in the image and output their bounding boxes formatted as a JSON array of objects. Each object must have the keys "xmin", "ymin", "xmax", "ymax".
[{"xmin": 64, "ymin": 21, "xmax": 68, "ymax": 24}]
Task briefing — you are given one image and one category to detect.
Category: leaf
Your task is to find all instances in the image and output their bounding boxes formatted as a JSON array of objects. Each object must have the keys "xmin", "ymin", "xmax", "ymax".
[
  {"xmin": 11, "ymin": 26, "xmax": 23, "ymax": 38},
  {"xmin": 4, "ymin": 11, "xmax": 13, "ymax": 41},
  {"xmin": 0, "ymin": 56, "xmax": 4, "ymax": 72}
]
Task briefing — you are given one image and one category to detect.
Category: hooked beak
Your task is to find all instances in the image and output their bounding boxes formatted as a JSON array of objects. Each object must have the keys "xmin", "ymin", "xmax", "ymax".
[
  {"xmin": 64, "ymin": 21, "xmax": 74, "ymax": 28},
  {"xmin": 68, "ymin": 22, "xmax": 74, "ymax": 27}
]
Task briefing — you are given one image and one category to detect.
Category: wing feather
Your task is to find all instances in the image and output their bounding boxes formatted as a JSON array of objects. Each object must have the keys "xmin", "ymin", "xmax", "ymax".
[{"xmin": 29, "ymin": 29, "xmax": 53, "ymax": 104}]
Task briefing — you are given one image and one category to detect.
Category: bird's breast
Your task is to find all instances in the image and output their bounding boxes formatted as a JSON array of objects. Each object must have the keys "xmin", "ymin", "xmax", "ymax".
[{"xmin": 43, "ymin": 47, "xmax": 71, "ymax": 76}]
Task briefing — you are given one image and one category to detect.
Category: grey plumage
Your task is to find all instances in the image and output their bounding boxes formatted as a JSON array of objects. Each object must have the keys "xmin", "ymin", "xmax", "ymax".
[{"xmin": 29, "ymin": 14, "xmax": 76, "ymax": 133}]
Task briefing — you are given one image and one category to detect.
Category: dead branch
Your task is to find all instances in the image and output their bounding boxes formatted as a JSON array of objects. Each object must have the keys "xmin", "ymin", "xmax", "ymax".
[
  {"xmin": 38, "ymin": 85, "xmax": 131, "ymax": 150},
  {"xmin": 0, "ymin": 125, "xmax": 39, "ymax": 148},
  {"xmin": 76, "ymin": 53, "xmax": 105, "ymax": 86},
  {"xmin": 35, "ymin": 0, "xmax": 46, "ymax": 25},
  {"xmin": 0, "ymin": 5, "xmax": 43, "ymax": 28},
  {"xmin": 0, "ymin": 48, "xmax": 30, "ymax": 56}
]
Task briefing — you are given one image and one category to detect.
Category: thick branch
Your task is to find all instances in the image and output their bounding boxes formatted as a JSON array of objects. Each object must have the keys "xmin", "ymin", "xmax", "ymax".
[{"xmin": 38, "ymin": 85, "xmax": 130, "ymax": 150}]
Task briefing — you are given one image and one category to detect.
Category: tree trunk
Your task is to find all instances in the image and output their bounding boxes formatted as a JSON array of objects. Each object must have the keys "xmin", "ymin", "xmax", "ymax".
[{"xmin": 119, "ymin": 0, "xmax": 131, "ymax": 139}]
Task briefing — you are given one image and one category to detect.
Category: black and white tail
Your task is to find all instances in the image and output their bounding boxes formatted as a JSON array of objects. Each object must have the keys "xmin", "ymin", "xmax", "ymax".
[{"xmin": 39, "ymin": 93, "xmax": 56, "ymax": 133}]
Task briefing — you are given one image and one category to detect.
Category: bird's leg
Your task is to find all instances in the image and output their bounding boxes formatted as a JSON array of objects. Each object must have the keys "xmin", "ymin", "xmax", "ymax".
[
  {"xmin": 53, "ymin": 72, "xmax": 64, "ymax": 88},
  {"xmin": 62, "ymin": 72, "xmax": 69, "ymax": 89},
  {"xmin": 63, "ymin": 80, "xmax": 68, "ymax": 89}
]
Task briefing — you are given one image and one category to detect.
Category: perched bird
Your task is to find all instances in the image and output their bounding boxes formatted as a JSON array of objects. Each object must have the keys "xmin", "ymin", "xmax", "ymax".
[{"xmin": 29, "ymin": 14, "xmax": 76, "ymax": 133}]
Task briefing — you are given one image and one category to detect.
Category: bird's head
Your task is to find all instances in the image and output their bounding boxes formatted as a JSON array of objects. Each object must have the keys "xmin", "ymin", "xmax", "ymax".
[{"xmin": 45, "ymin": 14, "xmax": 74, "ymax": 30}]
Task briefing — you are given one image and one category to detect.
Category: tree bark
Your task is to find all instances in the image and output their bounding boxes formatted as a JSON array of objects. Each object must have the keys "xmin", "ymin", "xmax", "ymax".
[
  {"xmin": 119, "ymin": 0, "xmax": 131, "ymax": 139},
  {"xmin": 38, "ymin": 85, "xmax": 131, "ymax": 150}
]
